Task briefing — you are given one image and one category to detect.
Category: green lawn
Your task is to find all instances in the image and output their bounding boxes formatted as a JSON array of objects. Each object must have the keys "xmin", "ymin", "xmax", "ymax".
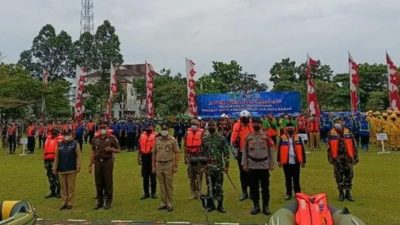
[{"xmin": 0, "ymin": 143, "xmax": 399, "ymax": 225}]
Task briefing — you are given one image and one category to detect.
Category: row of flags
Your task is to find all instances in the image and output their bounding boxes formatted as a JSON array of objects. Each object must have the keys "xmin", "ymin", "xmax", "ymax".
[{"xmin": 307, "ymin": 52, "xmax": 400, "ymax": 117}]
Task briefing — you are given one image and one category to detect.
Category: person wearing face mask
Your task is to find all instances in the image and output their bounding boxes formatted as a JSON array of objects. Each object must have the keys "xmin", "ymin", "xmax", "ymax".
[
  {"xmin": 201, "ymin": 121, "xmax": 230, "ymax": 213},
  {"xmin": 242, "ymin": 117, "xmax": 274, "ymax": 215},
  {"xmin": 184, "ymin": 119, "xmax": 205, "ymax": 200},
  {"xmin": 152, "ymin": 124, "xmax": 179, "ymax": 212},
  {"xmin": 277, "ymin": 123, "xmax": 306, "ymax": 201},
  {"xmin": 52, "ymin": 129, "xmax": 81, "ymax": 210},
  {"xmin": 43, "ymin": 128, "xmax": 63, "ymax": 199},
  {"xmin": 89, "ymin": 120, "xmax": 120, "ymax": 210},
  {"xmin": 230, "ymin": 110, "xmax": 253, "ymax": 201},
  {"xmin": 328, "ymin": 117, "xmax": 358, "ymax": 202},
  {"xmin": 138, "ymin": 124, "xmax": 158, "ymax": 200}
]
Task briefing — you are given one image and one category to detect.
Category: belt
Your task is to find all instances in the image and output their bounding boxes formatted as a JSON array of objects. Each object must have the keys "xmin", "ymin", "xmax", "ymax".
[
  {"xmin": 248, "ymin": 155, "xmax": 269, "ymax": 162},
  {"xmin": 96, "ymin": 157, "xmax": 112, "ymax": 162},
  {"xmin": 157, "ymin": 160, "xmax": 172, "ymax": 163}
]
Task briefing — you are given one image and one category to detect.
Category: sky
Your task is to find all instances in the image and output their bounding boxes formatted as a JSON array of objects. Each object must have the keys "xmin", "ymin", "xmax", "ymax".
[{"xmin": 0, "ymin": 0, "xmax": 399, "ymax": 86}]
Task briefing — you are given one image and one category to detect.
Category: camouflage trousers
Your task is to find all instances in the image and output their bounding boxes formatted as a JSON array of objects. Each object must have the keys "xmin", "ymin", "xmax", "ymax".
[
  {"xmin": 187, "ymin": 160, "xmax": 206, "ymax": 197},
  {"xmin": 207, "ymin": 167, "xmax": 224, "ymax": 201},
  {"xmin": 44, "ymin": 160, "xmax": 60, "ymax": 194},
  {"xmin": 334, "ymin": 162, "xmax": 353, "ymax": 191}
]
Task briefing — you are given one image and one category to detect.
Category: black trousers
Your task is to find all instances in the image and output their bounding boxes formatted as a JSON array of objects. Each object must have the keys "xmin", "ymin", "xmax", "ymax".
[
  {"xmin": 175, "ymin": 135, "xmax": 183, "ymax": 148},
  {"xmin": 27, "ymin": 136, "xmax": 35, "ymax": 153},
  {"xmin": 95, "ymin": 159, "xmax": 114, "ymax": 205},
  {"xmin": 237, "ymin": 151, "xmax": 250, "ymax": 194},
  {"xmin": 75, "ymin": 136, "xmax": 83, "ymax": 151},
  {"xmin": 141, "ymin": 154, "xmax": 157, "ymax": 195},
  {"xmin": 38, "ymin": 135, "xmax": 45, "ymax": 149},
  {"xmin": 249, "ymin": 169, "xmax": 270, "ymax": 206},
  {"xmin": 88, "ymin": 131, "xmax": 95, "ymax": 144},
  {"xmin": 127, "ymin": 133, "xmax": 137, "ymax": 150},
  {"xmin": 8, "ymin": 135, "xmax": 16, "ymax": 153},
  {"xmin": 283, "ymin": 164, "xmax": 301, "ymax": 196}
]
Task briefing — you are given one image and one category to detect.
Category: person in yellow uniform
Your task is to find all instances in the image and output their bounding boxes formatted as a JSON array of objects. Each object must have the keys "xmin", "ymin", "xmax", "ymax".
[{"xmin": 388, "ymin": 114, "xmax": 400, "ymax": 151}]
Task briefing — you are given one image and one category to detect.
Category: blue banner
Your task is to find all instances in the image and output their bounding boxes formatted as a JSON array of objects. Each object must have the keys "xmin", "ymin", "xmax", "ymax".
[{"xmin": 197, "ymin": 91, "xmax": 301, "ymax": 118}]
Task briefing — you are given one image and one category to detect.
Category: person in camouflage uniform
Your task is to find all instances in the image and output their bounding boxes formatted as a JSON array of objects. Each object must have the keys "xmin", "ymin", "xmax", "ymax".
[
  {"xmin": 201, "ymin": 121, "xmax": 230, "ymax": 213},
  {"xmin": 327, "ymin": 117, "xmax": 359, "ymax": 202}
]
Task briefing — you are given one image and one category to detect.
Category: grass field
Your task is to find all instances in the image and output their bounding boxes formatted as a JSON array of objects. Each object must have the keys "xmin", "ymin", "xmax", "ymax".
[{"xmin": 0, "ymin": 142, "xmax": 399, "ymax": 225}]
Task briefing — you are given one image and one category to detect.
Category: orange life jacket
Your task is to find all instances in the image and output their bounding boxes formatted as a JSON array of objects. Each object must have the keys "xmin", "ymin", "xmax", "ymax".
[
  {"xmin": 328, "ymin": 128, "xmax": 355, "ymax": 159},
  {"xmin": 295, "ymin": 193, "xmax": 333, "ymax": 225},
  {"xmin": 139, "ymin": 132, "xmax": 156, "ymax": 154},
  {"xmin": 8, "ymin": 126, "xmax": 16, "ymax": 135},
  {"xmin": 87, "ymin": 122, "xmax": 95, "ymax": 131},
  {"xmin": 43, "ymin": 135, "xmax": 63, "ymax": 160},
  {"xmin": 279, "ymin": 134, "xmax": 304, "ymax": 164},
  {"xmin": 27, "ymin": 125, "xmax": 35, "ymax": 136},
  {"xmin": 46, "ymin": 125, "xmax": 53, "ymax": 135},
  {"xmin": 185, "ymin": 128, "xmax": 204, "ymax": 153},
  {"xmin": 230, "ymin": 121, "xmax": 253, "ymax": 151}
]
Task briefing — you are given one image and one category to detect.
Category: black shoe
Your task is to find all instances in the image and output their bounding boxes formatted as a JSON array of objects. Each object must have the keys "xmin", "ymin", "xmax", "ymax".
[
  {"xmin": 345, "ymin": 190, "xmax": 354, "ymax": 201},
  {"xmin": 104, "ymin": 204, "xmax": 111, "ymax": 210},
  {"xmin": 207, "ymin": 206, "xmax": 216, "ymax": 212},
  {"xmin": 167, "ymin": 206, "xmax": 174, "ymax": 212},
  {"xmin": 240, "ymin": 193, "xmax": 249, "ymax": 201},
  {"xmin": 45, "ymin": 193, "xmax": 56, "ymax": 199},
  {"xmin": 217, "ymin": 200, "xmax": 226, "ymax": 213},
  {"xmin": 284, "ymin": 195, "xmax": 292, "ymax": 201},
  {"xmin": 158, "ymin": 205, "xmax": 168, "ymax": 210},
  {"xmin": 140, "ymin": 195, "xmax": 150, "ymax": 200},
  {"xmin": 93, "ymin": 204, "xmax": 103, "ymax": 210},
  {"xmin": 338, "ymin": 190, "xmax": 345, "ymax": 201},
  {"xmin": 251, "ymin": 206, "xmax": 261, "ymax": 215},
  {"xmin": 59, "ymin": 205, "xmax": 67, "ymax": 210},
  {"xmin": 66, "ymin": 205, "xmax": 73, "ymax": 210},
  {"xmin": 151, "ymin": 193, "xmax": 157, "ymax": 199},
  {"xmin": 56, "ymin": 193, "xmax": 61, "ymax": 199},
  {"xmin": 263, "ymin": 205, "xmax": 271, "ymax": 215}
]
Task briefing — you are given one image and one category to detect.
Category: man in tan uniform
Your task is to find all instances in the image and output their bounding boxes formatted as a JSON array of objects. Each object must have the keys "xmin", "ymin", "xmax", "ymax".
[{"xmin": 152, "ymin": 124, "xmax": 179, "ymax": 212}]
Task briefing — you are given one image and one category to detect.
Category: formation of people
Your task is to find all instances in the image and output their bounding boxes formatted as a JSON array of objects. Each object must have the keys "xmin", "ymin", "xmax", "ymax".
[{"xmin": 4, "ymin": 108, "xmax": 388, "ymax": 215}]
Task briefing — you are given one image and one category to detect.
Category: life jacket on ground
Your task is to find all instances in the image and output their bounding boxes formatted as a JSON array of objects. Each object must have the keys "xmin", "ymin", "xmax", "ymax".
[
  {"xmin": 279, "ymin": 134, "xmax": 304, "ymax": 164},
  {"xmin": 328, "ymin": 128, "xmax": 355, "ymax": 159},
  {"xmin": 139, "ymin": 132, "xmax": 156, "ymax": 154},
  {"xmin": 295, "ymin": 193, "xmax": 333, "ymax": 225},
  {"xmin": 185, "ymin": 128, "xmax": 204, "ymax": 153},
  {"xmin": 43, "ymin": 135, "xmax": 63, "ymax": 160},
  {"xmin": 230, "ymin": 121, "xmax": 253, "ymax": 151}
]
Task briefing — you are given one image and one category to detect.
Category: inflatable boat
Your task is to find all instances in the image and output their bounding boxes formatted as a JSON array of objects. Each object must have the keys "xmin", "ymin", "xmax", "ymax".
[{"xmin": 0, "ymin": 201, "xmax": 37, "ymax": 225}]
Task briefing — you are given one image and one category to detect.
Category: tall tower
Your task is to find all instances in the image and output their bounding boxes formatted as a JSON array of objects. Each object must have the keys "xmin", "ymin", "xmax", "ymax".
[{"xmin": 80, "ymin": 0, "xmax": 94, "ymax": 34}]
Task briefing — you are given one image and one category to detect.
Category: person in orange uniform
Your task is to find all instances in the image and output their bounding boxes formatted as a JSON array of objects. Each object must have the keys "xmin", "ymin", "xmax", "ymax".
[
  {"xmin": 138, "ymin": 124, "xmax": 158, "ymax": 200},
  {"xmin": 86, "ymin": 119, "xmax": 96, "ymax": 144},
  {"xmin": 7, "ymin": 122, "xmax": 18, "ymax": 154},
  {"xmin": 44, "ymin": 129, "xmax": 63, "ymax": 198},
  {"xmin": 277, "ymin": 123, "xmax": 306, "ymax": 201},
  {"xmin": 26, "ymin": 121, "xmax": 36, "ymax": 154},
  {"xmin": 327, "ymin": 117, "xmax": 358, "ymax": 201},
  {"xmin": 307, "ymin": 114, "xmax": 320, "ymax": 151},
  {"xmin": 38, "ymin": 122, "xmax": 46, "ymax": 149},
  {"xmin": 230, "ymin": 110, "xmax": 254, "ymax": 201},
  {"xmin": 184, "ymin": 119, "xmax": 205, "ymax": 199}
]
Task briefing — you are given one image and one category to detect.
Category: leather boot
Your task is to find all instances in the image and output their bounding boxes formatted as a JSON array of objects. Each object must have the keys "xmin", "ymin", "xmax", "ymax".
[
  {"xmin": 250, "ymin": 202, "xmax": 261, "ymax": 215},
  {"xmin": 345, "ymin": 190, "xmax": 354, "ymax": 201},
  {"xmin": 217, "ymin": 200, "xmax": 226, "ymax": 213},
  {"xmin": 338, "ymin": 189, "xmax": 345, "ymax": 201},
  {"xmin": 240, "ymin": 192, "xmax": 249, "ymax": 201},
  {"xmin": 207, "ymin": 200, "xmax": 216, "ymax": 212},
  {"xmin": 263, "ymin": 204, "xmax": 270, "ymax": 215},
  {"xmin": 45, "ymin": 192, "xmax": 56, "ymax": 199}
]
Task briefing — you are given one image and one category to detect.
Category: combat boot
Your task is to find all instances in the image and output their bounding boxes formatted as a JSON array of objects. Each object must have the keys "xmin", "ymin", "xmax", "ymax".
[
  {"xmin": 262, "ymin": 204, "xmax": 271, "ymax": 215},
  {"xmin": 207, "ymin": 200, "xmax": 216, "ymax": 212},
  {"xmin": 250, "ymin": 202, "xmax": 261, "ymax": 215},
  {"xmin": 338, "ymin": 189, "xmax": 345, "ymax": 201},
  {"xmin": 345, "ymin": 190, "xmax": 354, "ymax": 201},
  {"xmin": 217, "ymin": 199, "xmax": 226, "ymax": 213}
]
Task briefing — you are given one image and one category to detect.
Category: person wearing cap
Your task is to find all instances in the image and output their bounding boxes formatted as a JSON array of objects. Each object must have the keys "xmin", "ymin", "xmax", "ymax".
[
  {"xmin": 152, "ymin": 123, "xmax": 179, "ymax": 212},
  {"xmin": 358, "ymin": 114, "xmax": 370, "ymax": 152},
  {"xmin": 52, "ymin": 129, "xmax": 81, "ymax": 210},
  {"xmin": 201, "ymin": 120, "xmax": 230, "ymax": 213},
  {"xmin": 43, "ymin": 128, "xmax": 63, "ymax": 198},
  {"xmin": 306, "ymin": 114, "xmax": 320, "ymax": 151},
  {"xmin": 242, "ymin": 117, "xmax": 274, "ymax": 215},
  {"xmin": 184, "ymin": 118, "xmax": 206, "ymax": 200},
  {"xmin": 327, "ymin": 116, "xmax": 358, "ymax": 201},
  {"xmin": 90, "ymin": 120, "xmax": 120, "ymax": 210},
  {"xmin": 138, "ymin": 124, "xmax": 157, "ymax": 199},
  {"xmin": 277, "ymin": 122, "xmax": 306, "ymax": 201}
]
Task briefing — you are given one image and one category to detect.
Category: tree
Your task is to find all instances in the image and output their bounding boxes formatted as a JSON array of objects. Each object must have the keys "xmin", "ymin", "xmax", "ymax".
[
  {"xmin": 18, "ymin": 24, "xmax": 74, "ymax": 81},
  {"xmin": 72, "ymin": 32, "xmax": 96, "ymax": 70},
  {"xmin": 366, "ymin": 91, "xmax": 386, "ymax": 110},
  {"xmin": 269, "ymin": 58, "xmax": 297, "ymax": 85}
]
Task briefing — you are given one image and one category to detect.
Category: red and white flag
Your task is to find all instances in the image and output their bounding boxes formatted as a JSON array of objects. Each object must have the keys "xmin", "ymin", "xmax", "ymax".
[
  {"xmin": 75, "ymin": 65, "xmax": 87, "ymax": 121},
  {"xmin": 186, "ymin": 58, "xmax": 198, "ymax": 117},
  {"xmin": 349, "ymin": 53, "xmax": 360, "ymax": 114},
  {"xmin": 106, "ymin": 63, "xmax": 118, "ymax": 119},
  {"xmin": 306, "ymin": 54, "xmax": 320, "ymax": 117},
  {"xmin": 386, "ymin": 52, "xmax": 400, "ymax": 110},
  {"xmin": 145, "ymin": 61, "xmax": 155, "ymax": 119}
]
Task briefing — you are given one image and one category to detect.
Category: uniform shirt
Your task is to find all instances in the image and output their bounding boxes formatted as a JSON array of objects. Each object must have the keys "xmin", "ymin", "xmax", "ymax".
[
  {"xmin": 242, "ymin": 131, "xmax": 273, "ymax": 170},
  {"xmin": 92, "ymin": 135, "xmax": 120, "ymax": 160},
  {"xmin": 152, "ymin": 136, "xmax": 179, "ymax": 162},
  {"xmin": 288, "ymin": 137, "xmax": 296, "ymax": 164},
  {"xmin": 202, "ymin": 132, "xmax": 230, "ymax": 170}
]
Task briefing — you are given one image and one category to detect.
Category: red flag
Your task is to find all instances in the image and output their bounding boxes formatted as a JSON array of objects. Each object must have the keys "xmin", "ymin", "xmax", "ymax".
[
  {"xmin": 106, "ymin": 63, "xmax": 118, "ymax": 119},
  {"xmin": 186, "ymin": 58, "xmax": 198, "ymax": 117},
  {"xmin": 145, "ymin": 62, "xmax": 155, "ymax": 119},
  {"xmin": 349, "ymin": 53, "xmax": 359, "ymax": 114},
  {"xmin": 306, "ymin": 54, "xmax": 320, "ymax": 117},
  {"xmin": 75, "ymin": 65, "xmax": 87, "ymax": 121},
  {"xmin": 386, "ymin": 52, "xmax": 400, "ymax": 110}
]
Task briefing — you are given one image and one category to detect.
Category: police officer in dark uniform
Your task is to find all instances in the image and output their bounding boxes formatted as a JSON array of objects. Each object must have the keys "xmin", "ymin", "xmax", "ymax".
[{"xmin": 89, "ymin": 120, "xmax": 120, "ymax": 210}]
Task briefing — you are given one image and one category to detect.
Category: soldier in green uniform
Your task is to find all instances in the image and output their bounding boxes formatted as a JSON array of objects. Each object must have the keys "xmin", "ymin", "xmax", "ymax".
[{"xmin": 201, "ymin": 121, "xmax": 229, "ymax": 213}]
